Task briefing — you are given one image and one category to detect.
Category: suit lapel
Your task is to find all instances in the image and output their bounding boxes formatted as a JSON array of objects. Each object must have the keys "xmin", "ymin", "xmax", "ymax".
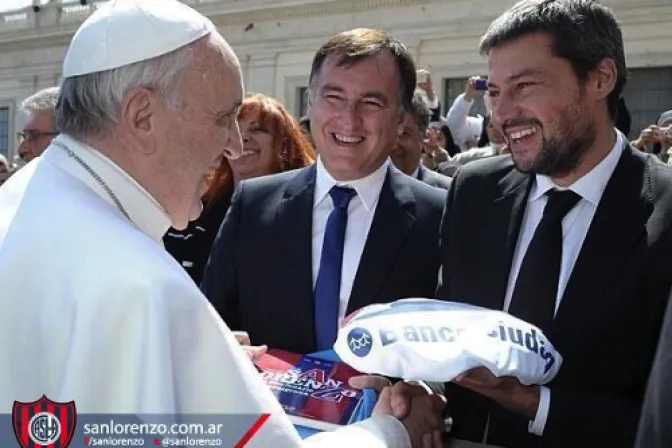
[
  {"xmin": 346, "ymin": 166, "xmax": 416, "ymax": 314},
  {"xmin": 551, "ymin": 145, "xmax": 651, "ymax": 340},
  {"xmin": 477, "ymin": 167, "xmax": 532, "ymax": 311},
  {"xmin": 275, "ymin": 166, "xmax": 317, "ymax": 333}
]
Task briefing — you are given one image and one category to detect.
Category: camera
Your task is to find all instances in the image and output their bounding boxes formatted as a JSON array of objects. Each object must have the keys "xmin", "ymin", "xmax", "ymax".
[
  {"xmin": 474, "ymin": 77, "xmax": 488, "ymax": 91},
  {"xmin": 416, "ymin": 69, "xmax": 430, "ymax": 84}
]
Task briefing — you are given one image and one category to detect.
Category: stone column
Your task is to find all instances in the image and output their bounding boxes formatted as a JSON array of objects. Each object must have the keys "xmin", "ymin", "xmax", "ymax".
[{"xmin": 245, "ymin": 53, "xmax": 277, "ymax": 97}]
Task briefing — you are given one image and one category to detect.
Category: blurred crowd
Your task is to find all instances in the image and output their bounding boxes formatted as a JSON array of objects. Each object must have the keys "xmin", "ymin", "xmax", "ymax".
[{"xmin": 4, "ymin": 65, "xmax": 668, "ymax": 195}]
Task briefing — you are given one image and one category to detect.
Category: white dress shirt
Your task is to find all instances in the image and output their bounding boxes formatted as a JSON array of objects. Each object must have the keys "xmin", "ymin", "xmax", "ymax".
[
  {"xmin": 501, "ymin": 130, "xmax": 624, "ymax": 436},
  {"xmin": 312, "ymin": 156, "xmax": 389, "ymax": 320}
]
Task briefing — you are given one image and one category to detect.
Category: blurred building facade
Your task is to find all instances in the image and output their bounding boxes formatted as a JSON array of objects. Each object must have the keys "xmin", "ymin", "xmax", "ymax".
[{"xmin": 0, "ymin": 0, "xmax": 670, "ymax": 160}]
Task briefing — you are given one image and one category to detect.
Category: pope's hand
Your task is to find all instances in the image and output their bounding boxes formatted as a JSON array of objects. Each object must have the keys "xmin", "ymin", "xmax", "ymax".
[
  {"xmin": 349, "ymin": 376, "xmax": 446, "ymax": 448},
  {"xmin": 232, "ymin": 331, "xmax": 267, "ymax": 361}
]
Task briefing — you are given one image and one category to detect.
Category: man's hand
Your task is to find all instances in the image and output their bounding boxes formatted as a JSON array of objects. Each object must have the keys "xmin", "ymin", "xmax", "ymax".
[
  {"xmin": 633, "ymin": 125, "xmax": 661, "ymax": 150},
  {"xmin": 349, "ymin": 376, "xmax": 446, "ymax": 447},
  {"xmin": 417, "ymin": 69, "xmax": 436, "ymax": 102},
  {"xmin": 403, "ymin": 394, "xmax": 446, "ymax": 448},
  {"xmin": 464, "ymin": 76, "xmax": 485, "ymax": 101},
  {"xmin": 232, "ymin": 331, "xmax": 267, "ymax": 361},
  {"xmin": 423, "ymin": 130, "xmax": 449, "ymax": 163},
  {"xmin": 453, "ymin": 367, "xmax": 540, "ymax": 420}
]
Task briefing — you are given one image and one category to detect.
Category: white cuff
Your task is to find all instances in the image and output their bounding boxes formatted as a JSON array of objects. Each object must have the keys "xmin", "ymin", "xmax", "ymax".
[
  {"xmin": 528, "ymin": 386, "xmax": 550, "ymax": 436},
  {"xmin": 427, "ymin": 97, "xmax": 439, "ymax": 110},
  {"xmin": 407, "ymin": 380, "xmax": 444, "ymax": 396}
]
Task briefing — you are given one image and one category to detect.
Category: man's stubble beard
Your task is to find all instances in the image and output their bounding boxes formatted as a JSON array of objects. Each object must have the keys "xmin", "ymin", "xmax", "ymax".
[{"xmin": 514, "ymin": 96, "xmax": 597, "ymax": 178}]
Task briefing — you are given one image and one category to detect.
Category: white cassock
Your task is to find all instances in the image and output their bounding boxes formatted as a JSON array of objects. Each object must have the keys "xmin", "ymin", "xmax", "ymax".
[{"xmin": 0, "ymin": 134, "xmax": 411, "ymax": 448}]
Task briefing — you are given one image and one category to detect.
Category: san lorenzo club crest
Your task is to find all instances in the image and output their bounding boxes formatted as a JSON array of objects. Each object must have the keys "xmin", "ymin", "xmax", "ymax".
[{"xmin": 13, "ymin": 395, "xmax": 76, "ymax": 448}]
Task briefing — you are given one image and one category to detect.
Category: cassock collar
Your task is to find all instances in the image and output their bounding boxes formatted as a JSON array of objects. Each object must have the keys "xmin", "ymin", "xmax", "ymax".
[
  {"xmin": 52, "ymin": 134, "xmax": 172, "ymax": 245},
  {"xmin": 313, "ymin": 156, "xmax": 388, "ymax": 212},
  {"xmin": 530, "ymin": 129, "xmax": 623, "ymax": 206}
]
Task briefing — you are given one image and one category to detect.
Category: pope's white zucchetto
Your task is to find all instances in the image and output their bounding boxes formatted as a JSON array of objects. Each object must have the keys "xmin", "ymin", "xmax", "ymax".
[{"xmin": 62, "ymin": 0, "xmax": 216, "ymax": 78}]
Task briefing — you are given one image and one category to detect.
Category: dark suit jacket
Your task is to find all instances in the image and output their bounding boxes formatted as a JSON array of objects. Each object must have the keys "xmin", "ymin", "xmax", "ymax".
[
  {"xmin": 417, "ymin": 164, "xmax": 453, "ymax": 190},
  {"xmin": 635, "ymin": 285, "xmax": 672, "ymax": 448},
  {"xmin": 202, "ymin": 163, "xmax": 447, "ymax": 354},
  {"xmin": 436, "ymin": 146, "xmax": 672, "ymax": 448}
]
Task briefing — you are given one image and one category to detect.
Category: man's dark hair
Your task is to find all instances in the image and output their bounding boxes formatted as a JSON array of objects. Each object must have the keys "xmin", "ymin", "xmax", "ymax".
[
  {"xmin": 409, "ymin": 92, "xmax": 431, "ymax": 136},
  {"xmin": 308, "ymin": 28, "xmax": 417, "ymax": 112},
  {"xmin": 479, "ymin": 0, "xmax": 626, "ymax": 120}
]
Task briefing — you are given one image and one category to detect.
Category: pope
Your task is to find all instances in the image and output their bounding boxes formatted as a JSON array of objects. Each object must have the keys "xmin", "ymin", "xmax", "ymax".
[{"xmin": 0, "ymin": 0, "xmax": 443, "ymax": 446}]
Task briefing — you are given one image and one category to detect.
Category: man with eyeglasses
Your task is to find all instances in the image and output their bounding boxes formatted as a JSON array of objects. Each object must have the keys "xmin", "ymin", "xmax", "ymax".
[{"xmin": 16, "ymin": 87, "xmax": 59, "ymax": 163}]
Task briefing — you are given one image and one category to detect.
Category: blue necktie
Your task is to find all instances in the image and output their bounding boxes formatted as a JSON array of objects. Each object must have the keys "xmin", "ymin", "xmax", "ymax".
[{"xmin": 314, "ymin": 186, "xmax": 356, "ymax": 351}]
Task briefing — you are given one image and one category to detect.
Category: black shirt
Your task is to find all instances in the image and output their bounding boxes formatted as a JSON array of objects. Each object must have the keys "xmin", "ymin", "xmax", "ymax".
[{"xmin": 163, "ymin": 191, "xmax": 232, "ymax": 285}]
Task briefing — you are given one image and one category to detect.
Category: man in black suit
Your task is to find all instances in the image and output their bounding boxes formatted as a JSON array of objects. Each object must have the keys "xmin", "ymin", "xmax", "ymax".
[
  {"xmin": 202, "ymin": 30, "xmax": 447, "ymax": 446},
  {"xmin": 436, "ymin": 1, "xmax": 672, "ymax": 447},
  {"xmin": 391, "ymin": 91, "xmax": 452, "ymax": 190},
  {"xmin": 202, "ymin": 28, "xmax": 445, "ymax": 358}
]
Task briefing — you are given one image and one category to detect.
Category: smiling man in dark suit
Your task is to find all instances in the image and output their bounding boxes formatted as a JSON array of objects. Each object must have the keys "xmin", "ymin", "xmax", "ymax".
[
  {"xmin": 203, "ymin": 27, "xmax": 444, "ymax": 348},
  {"xmin": 202, "ymin": 28, "xmax": 445, "ymax": 354},
  {"xmin": 436, "ymin": 1, "xmax": 672, "ymax": 447},
  {"xmin": 201, "ymin": 29, "xmax": 447, "ymax": 446}
]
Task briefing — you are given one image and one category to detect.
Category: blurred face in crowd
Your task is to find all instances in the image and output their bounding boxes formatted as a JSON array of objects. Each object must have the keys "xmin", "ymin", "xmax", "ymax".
[
  {"xmin": 487, "ymin": 33, "xmax": 597, "ymax": 179},
  {"xmin": 391, "ymin": 114, "xmax": 423, "ymax": 176},
  {"xmin": 309, "ymin": 51, "xmax": 404, "ymax": 181},
  {"xmin": 152, "ymin": 34, "xmax": 243, "ymax": 226},
  {"xmin": 425, "ymin": 124, "xmax": 446, "ymax": 150},
  {"xmin": 230, "ymin": 112, "xmax": 279, "ymax": 182},
  {"xmin": 18, "ymin": 111, "xmax": 57, "ymax": 162}
]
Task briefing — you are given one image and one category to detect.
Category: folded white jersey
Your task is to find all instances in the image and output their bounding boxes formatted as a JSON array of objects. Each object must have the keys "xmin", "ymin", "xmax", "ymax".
[{"xmin": 333, "ymin": 298, "xmax": 562, "ymax": 385}]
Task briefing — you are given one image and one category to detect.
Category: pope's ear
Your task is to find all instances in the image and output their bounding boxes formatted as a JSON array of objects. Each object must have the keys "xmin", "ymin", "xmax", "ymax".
[{"xmin": 119, "ymin": 87, "xmax": 158, "ymax": 155}]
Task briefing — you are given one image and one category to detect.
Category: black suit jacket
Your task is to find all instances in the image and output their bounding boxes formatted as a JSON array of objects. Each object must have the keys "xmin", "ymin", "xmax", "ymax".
[
  {"xmin": 417, "ymin": 164, "xmax": 453, "ymax": 190},
  {"xmin": 202, "ymin": 163, "xmax": 446, "ymax": 354},
  {"xmin": 437, "ymin": 146, "xmax": 672, "ymax": 448}
]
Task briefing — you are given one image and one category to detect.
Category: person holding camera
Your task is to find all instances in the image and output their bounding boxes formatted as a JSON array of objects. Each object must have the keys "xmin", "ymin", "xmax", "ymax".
[
  {"xmin": 631, "ymin": 110, "xmax": 672, "ymax": 163},
  {"xmin": 445, "ymin": 76, "xmax": 487, "ymax": 152},
  {"xmin": 416, "ymin": 68, "xmax": 444, "ymax": 123}
]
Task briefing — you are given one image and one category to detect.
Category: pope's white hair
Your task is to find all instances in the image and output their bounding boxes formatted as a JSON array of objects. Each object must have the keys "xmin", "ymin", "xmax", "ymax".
[
  {"xmin": 55, "ymin": 43, "xmax": 194, "ymax": 139},
  {"xmin": 21, "ymin": 87, "xmax": 60, "ymax": 114}
]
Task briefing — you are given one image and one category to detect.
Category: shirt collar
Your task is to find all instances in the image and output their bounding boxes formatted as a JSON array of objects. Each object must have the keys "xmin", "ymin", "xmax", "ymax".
[
  {"xmin": 314, "ymin": 156, "xmax": 389, "ymax": 212},
  {"xmin": 55, "ymin": 134, "xmax": 172, "ymax": 244},
  {"xmin": 530, "ymin": 129, "xmax": 624, "ymax": 205},
  {"xmin": 411, "ymin": 165, "xmax": 421, "ymax": 179}
]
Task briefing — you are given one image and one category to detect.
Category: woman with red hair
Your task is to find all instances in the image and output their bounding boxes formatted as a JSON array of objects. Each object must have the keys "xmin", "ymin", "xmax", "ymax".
[{"xmin": 165, "ymin": 93, "xmax": 316, "ymax": 284}]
